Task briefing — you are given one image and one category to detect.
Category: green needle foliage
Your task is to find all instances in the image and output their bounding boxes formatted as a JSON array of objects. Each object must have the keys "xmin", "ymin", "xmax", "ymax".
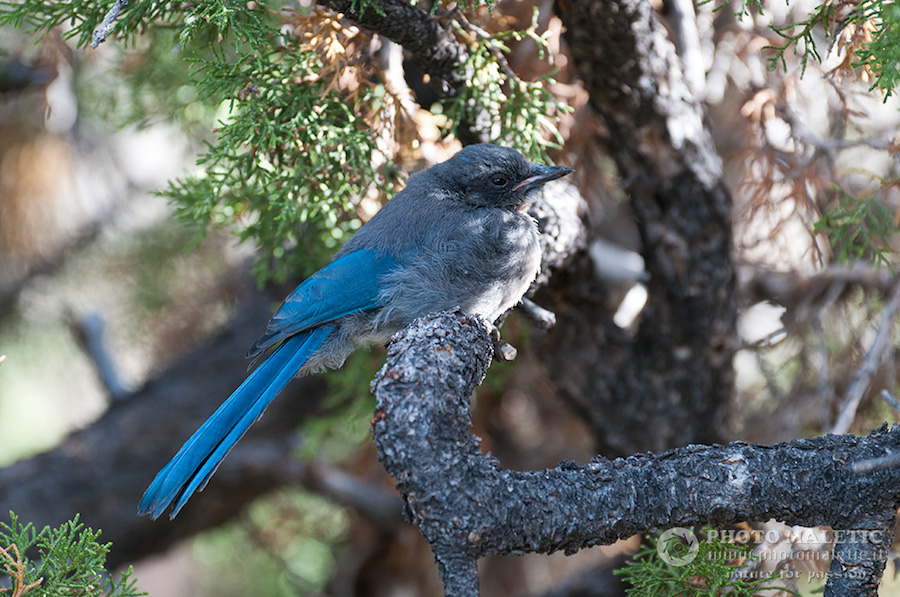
[
  {"xmin": 814, "ymin": 187, "xmax": 899, "ymax": 271},
  {"xmin": 0, "ymin": 0, "xmax": 267, "ymax": 50},
  {"xmin": 615, "ymin": 530, "xmax": 794, "ymax": 596},
  {"xmin": 852, "ymin": 1, "xmax": 900, "ymax": 97},
  {"xmin": 1, "ymin": 0, "xmax": 570, "ymax": 284},
  {"xmin": 165, "ymin": 18, "xmax": 396, "ymax": 283},
  {"xmin": 764, "ymin": 0, "xmax": 835, "ymax": 75},
  {"xmin": 443, "ymin": 9, "xmax": 571, "ymax": 164},
  {"xmin": 725, "ymin": 0, "xmax": 900, "ymax": 97},
  {"xmin": 0, "ymin": 511, "xmax": 144, "ymax": 597}
]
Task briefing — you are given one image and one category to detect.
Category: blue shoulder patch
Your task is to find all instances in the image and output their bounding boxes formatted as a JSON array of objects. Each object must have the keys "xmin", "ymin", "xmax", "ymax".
[{"xmin": 259, "ymin": 249, "xmax": 398, "ymax": 343}]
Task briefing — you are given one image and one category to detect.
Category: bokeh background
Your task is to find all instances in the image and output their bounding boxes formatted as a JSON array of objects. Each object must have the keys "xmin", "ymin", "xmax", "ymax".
[{"xmin": 2, "ymin": 0, "xmax": 900, "ymax": 594}]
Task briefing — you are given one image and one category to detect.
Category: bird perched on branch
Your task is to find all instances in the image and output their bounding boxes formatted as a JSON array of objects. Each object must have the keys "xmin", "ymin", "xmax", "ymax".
[{"xmin": 139, "ymin": 143, "xmax": 573, "ymax": 519}]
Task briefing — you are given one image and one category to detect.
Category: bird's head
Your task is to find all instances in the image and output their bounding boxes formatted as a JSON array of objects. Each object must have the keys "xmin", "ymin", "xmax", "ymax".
[{"xmin": 439, "ymin": 144, "xmax": 574, "ymax": 210}]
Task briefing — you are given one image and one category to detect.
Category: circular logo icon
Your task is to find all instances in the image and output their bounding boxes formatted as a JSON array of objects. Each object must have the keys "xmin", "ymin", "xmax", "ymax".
[{"xmin": 657, "ymin": 527, "xmax": 699, "ymax": 566}]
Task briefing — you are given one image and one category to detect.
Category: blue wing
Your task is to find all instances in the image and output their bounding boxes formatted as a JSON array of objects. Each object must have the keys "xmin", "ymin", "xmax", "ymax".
[
  {"xmin": 139, "ymin": 248, "xmax": 399, "ymax": 519},
  {"xmin": 247, "ymin": 249, "xmax": 400, "ymax": 357}
]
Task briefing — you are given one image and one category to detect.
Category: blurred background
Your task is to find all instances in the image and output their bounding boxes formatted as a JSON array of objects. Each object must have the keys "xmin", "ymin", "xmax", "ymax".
[{"xmin": 1, "ymin": 0, "xmax": 900, "ymax": 594}]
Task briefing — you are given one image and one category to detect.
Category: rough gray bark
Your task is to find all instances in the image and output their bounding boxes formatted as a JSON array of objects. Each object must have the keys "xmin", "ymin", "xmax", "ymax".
[
  {"xmin": 313, "ymin": 0, "xmax": 498, "ymax": 144},
  {"xmin": 316, "ymin": 0, "xmax": 463, "ymax": 94},
  {"xmin": 546, "ymin": 0, "xmax": 736, "ymax": 455},
  {"xmin": 374, "ymin": 310, "xmax": 899, "ymax": 596}
]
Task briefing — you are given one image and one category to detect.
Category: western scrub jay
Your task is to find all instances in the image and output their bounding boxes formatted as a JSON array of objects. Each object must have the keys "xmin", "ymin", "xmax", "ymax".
[{"xmin": 139, "ymin": 143, "xmax": 573, "ymax": 519}]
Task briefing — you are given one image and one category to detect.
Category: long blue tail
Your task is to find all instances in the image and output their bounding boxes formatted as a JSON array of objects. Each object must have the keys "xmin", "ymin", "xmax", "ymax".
[{"xmin": 138, "ymin": 324, "xmax": 334, "ymax": 519}]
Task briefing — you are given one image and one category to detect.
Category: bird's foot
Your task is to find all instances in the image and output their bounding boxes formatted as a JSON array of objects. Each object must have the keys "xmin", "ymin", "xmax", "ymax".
[{"xmin": 481, "ymin": 318, "xmax": 518, "ymax": 361}]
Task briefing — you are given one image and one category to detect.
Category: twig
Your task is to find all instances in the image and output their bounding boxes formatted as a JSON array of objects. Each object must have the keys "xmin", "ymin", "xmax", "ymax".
[
  {"xmin": 778, "ymin": 103, "xmax": 897, "ymax": 155},
  {"xmin": 668, "ymin": 0, "xmax": 705, "ymax": 98},
  {"xmin": 852, "ymin": 451, "xmax": 900, "ymax": 474},
  {"xmin": 813, "ymin": 317, "xmax": 831, "ymax": 400},
  {"xmin": 739, "ymin": 325, "xmax": 787, "ymax": 351},
  {"xmin": 450, "ymin": 10, "xmax": 521, "ymax": 87},
  {"xmin": 91, "ymin": 0, "xmax": 128, "ymax": 48},
  {"xmin": 0, "ymin": 544, "xmax": 43, "ymax": 597},
  {"xmin": 519, "ymin": 297, "xmax": 556, "ymax": 330},
  {"xmin": 850, "ymin": 392, "xmax": 900, "ymax": 472},
  {"xmin": 303, "ymin": 460, "xmax": 405, "ymax": 529},
  {"xmin": 831, "ymin": 282, "xmax": 900, "ymax": 434},
  {"xmin": 880, "ymin": 389, "xmax": 900, "ymax": 413},
  {"xmin": 69, "ymin": 311, "xmax": 132, "ymax": 402},
  {"xmin": 741, "ymin": 264, "xmax": 898, "ymax": 316}
]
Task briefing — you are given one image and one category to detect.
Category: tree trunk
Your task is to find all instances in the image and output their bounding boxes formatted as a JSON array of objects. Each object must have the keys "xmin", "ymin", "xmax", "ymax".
[{"xmin": 543, "ymin": 0, "xmax": 737, "ymax": 455}]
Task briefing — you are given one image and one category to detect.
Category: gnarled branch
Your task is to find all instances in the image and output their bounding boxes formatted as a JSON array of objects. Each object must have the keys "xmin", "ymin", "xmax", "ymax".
[{"xmin": 373, "ymin": 310, "xmax": 900, "ymax": 596}]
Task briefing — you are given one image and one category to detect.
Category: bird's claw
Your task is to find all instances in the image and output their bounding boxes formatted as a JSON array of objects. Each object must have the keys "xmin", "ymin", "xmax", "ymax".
[
  {"xmin": 494, "ymin": 340, "xmax": 518, "ymax": 361},
  {"xmin": 483, "ymin": 318, "xmax": 518, "ymax": 361}
]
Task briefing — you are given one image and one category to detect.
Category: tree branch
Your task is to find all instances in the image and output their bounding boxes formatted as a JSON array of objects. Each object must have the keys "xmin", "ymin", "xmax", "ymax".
[
  {"xmin": 91, "ymin": 0, "xmax": 128, "ymax": 48},
  {"xmin": 373, "ymin": 310, "xmax": 900, "ymax": 596},
  {"xmin": 316, "ymin": 0, "xmax": 463, "ymax": 96},
  {"xmin": 68, "ymin": 311, "xmax": 132, "ymax": 401},
  {"xmin": 741, "ymin": 264, "xmax": 899, "ymax": 317},
  {"xmin": 831, "ymin": 281, "xmax": 900, "ymax": 434}
]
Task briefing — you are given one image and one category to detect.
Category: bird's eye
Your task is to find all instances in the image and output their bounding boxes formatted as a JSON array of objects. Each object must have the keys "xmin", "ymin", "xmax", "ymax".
[{"xmin": 491, "ymin": 176, "xmax": 508, "ymax": 188}]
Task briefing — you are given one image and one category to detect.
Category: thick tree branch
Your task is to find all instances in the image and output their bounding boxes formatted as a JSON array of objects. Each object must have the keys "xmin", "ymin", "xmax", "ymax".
[
  {"xmin": 316, "ymin": 0, "xmax": 463, "ymax": 97},
  {"xmin": 373, "ymin": 311, "xmax": 900, "ymax": 596}
]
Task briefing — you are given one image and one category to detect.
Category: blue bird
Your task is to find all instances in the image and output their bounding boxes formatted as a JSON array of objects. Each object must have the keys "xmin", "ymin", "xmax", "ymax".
[{"xmin": 139, "ymin": 144, "xmax": 573, "ymax": 519}]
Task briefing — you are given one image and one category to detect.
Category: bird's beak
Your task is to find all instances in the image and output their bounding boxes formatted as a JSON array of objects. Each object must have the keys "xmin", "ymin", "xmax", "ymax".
[{"xmin": 512, "ymin": 164, "xmax": 575, "ymax": 193}]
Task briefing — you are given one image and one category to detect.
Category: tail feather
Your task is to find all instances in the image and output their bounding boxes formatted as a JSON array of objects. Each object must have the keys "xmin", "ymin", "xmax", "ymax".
[{"xmin": 138, "ymin": 324, "xmax": 333, "ymax": 519}]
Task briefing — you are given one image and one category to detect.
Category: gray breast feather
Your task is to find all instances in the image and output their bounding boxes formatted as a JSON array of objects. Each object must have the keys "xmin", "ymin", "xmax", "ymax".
[{"xmin": 375, "ymin": 208, "xmax": 541, "ymax": 326}]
